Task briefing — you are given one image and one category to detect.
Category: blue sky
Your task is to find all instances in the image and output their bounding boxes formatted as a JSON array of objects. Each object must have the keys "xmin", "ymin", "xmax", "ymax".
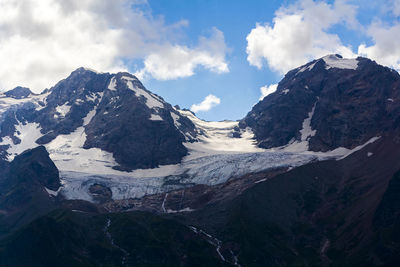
[
  {"xmin": 144, "ymin": 0, "xmax": 284, "ymax": 121},
  {"xmin": 0, "ymin": 0, "xmax": 399, "ymax": 121},
  {"xmin": 138, "ymin": 0, "xmax": 400, "ymax": 121}
]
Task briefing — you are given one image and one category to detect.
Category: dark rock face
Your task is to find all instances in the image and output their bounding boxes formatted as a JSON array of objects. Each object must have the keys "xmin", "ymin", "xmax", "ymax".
[
  {"xmin": 9, "ymin": 146, "xmax": 60, "ymax": 191},
  {"xmin": 35, "ymin": 68, "xmax": 112, "ymax": 144},
  {"xmin": 0, "ymin": 146, "xmax": 61, "ymax": 238},
  {"xmin": 83, "ymin": 72, "xmax": 192, "ymax": 171},
  {"xmin": 240, "ymin": 55, "xmax": 400, "ymax": 151},
  {"xmin": 4, "ymin": 87, "xmax": 32, "ymax": 99},
  {"xmin": 89, "ymin": 184, "xmax": 112, "ymax": 203}
]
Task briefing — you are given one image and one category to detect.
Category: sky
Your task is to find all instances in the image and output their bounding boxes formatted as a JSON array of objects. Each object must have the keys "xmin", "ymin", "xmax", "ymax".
[{"xmin": 0, "ymin": 0, "xmax": 399, "ymax": 121}]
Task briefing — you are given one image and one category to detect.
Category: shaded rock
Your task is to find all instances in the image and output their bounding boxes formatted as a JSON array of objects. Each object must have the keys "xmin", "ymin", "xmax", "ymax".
[
  {"xmin": 89, "ymin": 184, "xmax": 112, "ymax": 203},
  {"xmin": 4, "ymin": 87, "xmax": 32, "ymax": 99}
]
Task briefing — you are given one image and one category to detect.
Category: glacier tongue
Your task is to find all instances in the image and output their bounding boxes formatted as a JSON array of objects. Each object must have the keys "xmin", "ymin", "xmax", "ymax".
[{"xmin": 59, "ymin": 151, "xmax": 318, "ymax": 201}]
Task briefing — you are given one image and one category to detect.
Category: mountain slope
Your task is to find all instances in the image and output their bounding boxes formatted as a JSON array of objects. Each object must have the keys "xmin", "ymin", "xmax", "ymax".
[
  {"xmin": 0, "ymin": 210, "xmax": 224, "ymax": 267},
  {"xmin": 177, "ymin": 135, "xmax": 400, "ymax": 266},
  {"xmin": 0, "ymin": 146, "xmax": 61, "ymax": 238},
  {"xmin": 2, "ymin": 134, "xmax": 400, "ymax": 266}
]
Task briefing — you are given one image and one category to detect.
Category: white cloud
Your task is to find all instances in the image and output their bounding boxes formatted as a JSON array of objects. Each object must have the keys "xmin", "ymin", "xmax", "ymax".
[
  {"xmin": 246, "ymin": 0, "xmax": 357, "ymax": 74},
  {"xmin": 136, "ymin": 28, "xmax": 229, "ymax": 80},
  {"xmin": 259, "ymin": 84, "xmax": 278, "ymax": 100},
  {"xmin": 358, "ymin": 22, "xmax": 400, "ymax": 70},
  {"xmin": 190, "ymin": 94, "xmax": 221, "ymax": 113},
  {"xmin": 393, "ymin": 0, "xmax": 400, "ymax": 16},
  {"xmin": 0, "ymin": 0, "xmax": 229, "ymax": 93}
]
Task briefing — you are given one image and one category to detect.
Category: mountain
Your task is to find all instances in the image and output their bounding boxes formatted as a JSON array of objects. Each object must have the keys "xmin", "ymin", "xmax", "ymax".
[
  {"xmin": 0, "ymin": 55, "xmax": 400, "ymax": 266},
  {"xmin": 0, "ymin": 68, "xmax": 197, "ymax": 171},
  {"xmin": 240, "ymin": 54, "xmax": 400, "ymax": 151}
]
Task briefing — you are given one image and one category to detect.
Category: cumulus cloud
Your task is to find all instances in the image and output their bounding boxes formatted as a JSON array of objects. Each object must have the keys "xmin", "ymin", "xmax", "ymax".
[
  {"xmin": 190, "ymin": 94, "xmax": 221, "ymax": 113},
  {"xmin": 358, "ymin": 21, "xmax": 400, "ymax": 70},
  {"xmin": 246, "ymin": 0, "xmax": 357, "ymax": 74},
  {"xmin": 0, "ymin": 0, "xmax": 229, "ymax": 93},
  {"xmin": 136, "ymin": 28, "xmax": 229, "ymax": 80},
  {"xmin": 259, "ymin": 84, "xmax": 278, "ymax": 100}
]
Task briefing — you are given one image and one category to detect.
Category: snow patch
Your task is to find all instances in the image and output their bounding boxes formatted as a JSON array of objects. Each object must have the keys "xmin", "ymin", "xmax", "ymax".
[
  {"xmin": 75, "ymin": 99, "xmax": 84, "ymax": 105},
  {"xmin": 323, "ymin": 55, "xmax": 359, "ymax": 70},
  {"xmin": 56, "ymin": 103, "xmax": 71, "ymax": 118},
  {"xmin": 367, "ymin": 152, "xmax": 373, "ymax": 157},
  {"xmin": 149, "ymin": 114, "xmax": 163, "ymax": 121},
  {"xmin": 45, "ymin": 187, "xmax": 61, "ymax": 197},
  {"xmin": 282, "ymin": 89, "xmax": 290, "ymax": 94},
  {"xmin": 46, "ymin": 103, "xmax": 118, "ymax": 175},
  {"xmin": 282, "ymin": 103, "xmax": 317, "ymax": 152},
  {"xmin": 0, "ymin": 122, "xmax": 43, "ymax": 161},
  {"xmin": 166, "ymin": 207, "xmax": 195, "ymax": 213},
  {"xmin": 300, "ymin": 104, "xmax": 317, "ymax": 142},
  {"xmin": 171, "ymin": 112, "xmax": 181, "ymax": 127},
  {"xmin": 86, "ymin": 92, "xmax": 102, "ymax": 102},
  {"xmin": 123, "ymin": 79, "xmax": 164, "ymax": 109},
  {"xmin": 108, "ymin": 76, "xmax": 117, "ymax": 91},
  {"xmin": 298, "ymin": 61, "xmax": 317, "ymax": 73},
  {"xmin": 335, "ymin": 137, "xmax": 380, "ymax": 160}
]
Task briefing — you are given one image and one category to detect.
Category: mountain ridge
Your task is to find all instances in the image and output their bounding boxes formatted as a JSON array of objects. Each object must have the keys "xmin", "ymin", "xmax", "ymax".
[{"xmin": 1, "ymin": 54, "xmax": 400, "ymax": 266}]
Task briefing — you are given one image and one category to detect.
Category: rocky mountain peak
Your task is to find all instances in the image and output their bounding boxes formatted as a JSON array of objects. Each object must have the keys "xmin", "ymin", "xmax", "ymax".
[
  {"xmin": 0, "ymin": 67, "xmax": 197, "ymax": 170},
  {"xmin": 3, "ymin": 87, "xmax": 33, "ymax": 99},
  {"xmin": 241, "ymin": 55, "xmax": 400, "ymax": 152}
]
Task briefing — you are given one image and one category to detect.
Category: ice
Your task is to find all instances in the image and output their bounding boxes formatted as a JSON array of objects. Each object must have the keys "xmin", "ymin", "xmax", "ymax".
[
  {"xmin": 323, "ymin": 55, "xmax": 359, "ymax": 70},
  {"xmin": 57, "ymin": 109, "xmax": 322, "ymax": 201},
  {"xmin": 178, "ymin": 109, "xmax": 264, "ymax": 160},
  {"xmin": 57, "ymin": 104, "xmax": 381, "ymax": 202},
  {"xmin": 59, "ymin": 151, "xmax": 316, "ymax": 201}
]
